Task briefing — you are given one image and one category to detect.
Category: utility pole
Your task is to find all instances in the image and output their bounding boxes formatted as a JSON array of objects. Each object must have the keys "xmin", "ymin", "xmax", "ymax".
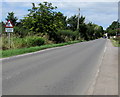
[{"xmin": 77, "ymin": 8, "xmax": 80, "ymax": 30}]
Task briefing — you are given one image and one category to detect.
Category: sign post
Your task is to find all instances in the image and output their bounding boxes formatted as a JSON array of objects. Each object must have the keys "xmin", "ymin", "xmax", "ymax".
[
  {"xmin": 8, "ymin": 32, "xmax": 11, "ymax": 48},
  {"xmin": 5, "ymin": 20, "xmax": 14, "ymax": 48}
]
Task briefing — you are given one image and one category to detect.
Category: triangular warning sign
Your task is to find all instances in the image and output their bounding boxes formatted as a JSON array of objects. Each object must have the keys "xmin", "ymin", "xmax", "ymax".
[{"xmin": 5, "ymin": 20, "xmax": 14, "ymax": 28}]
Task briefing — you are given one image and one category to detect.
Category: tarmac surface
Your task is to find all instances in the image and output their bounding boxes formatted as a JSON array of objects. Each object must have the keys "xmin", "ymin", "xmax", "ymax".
[
  {"xmin": 2, "ymin": 39, "xmax": 115, "ymax": 95},
  {"xmin": 87, "ymin": 39, "xmax": 118, "ymax": 95}
]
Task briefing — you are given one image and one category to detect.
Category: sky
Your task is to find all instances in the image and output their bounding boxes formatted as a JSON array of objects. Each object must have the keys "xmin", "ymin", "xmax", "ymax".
[{"xmin": 1, "ymin": 0, "xmax": 119, "ymax": 30}]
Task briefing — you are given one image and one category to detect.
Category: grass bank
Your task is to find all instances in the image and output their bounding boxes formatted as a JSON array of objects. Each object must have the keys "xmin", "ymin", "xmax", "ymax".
[
  {"xmin": 110, "ymin": 38, "xmax": 120, "ymax": 47},
  {"xmin": 1, "ymin": 40, "xmax": 82, "ymax": 58}
]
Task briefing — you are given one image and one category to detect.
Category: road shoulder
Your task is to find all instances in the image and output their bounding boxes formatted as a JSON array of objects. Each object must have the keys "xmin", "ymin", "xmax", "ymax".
[{"xmin": 87, "ymin": 39, "xmax": 118, "ymax": 95}]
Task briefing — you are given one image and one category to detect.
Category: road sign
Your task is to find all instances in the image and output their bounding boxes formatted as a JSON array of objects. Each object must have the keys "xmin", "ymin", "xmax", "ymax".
[
  {"xmin": 5, "ymin": 20, "xmax": 14, "ymax": 48},
  {"xmin": 5, "ymin": 28, "xmax": 14, "ymax": 32},
  {"xmin": 5, "ymin": 20, "xmax": 14, "ymax": 28}
]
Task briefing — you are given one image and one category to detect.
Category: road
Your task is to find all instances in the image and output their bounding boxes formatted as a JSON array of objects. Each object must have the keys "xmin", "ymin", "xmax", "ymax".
[{"xmin": 2, "ymin": 39, "xmax": 107, "ymax": 95}]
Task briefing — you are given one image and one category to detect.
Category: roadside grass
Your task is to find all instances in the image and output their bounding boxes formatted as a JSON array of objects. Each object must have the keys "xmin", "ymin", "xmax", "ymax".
[
  {"xmin": 110, "ymin": 38, "xmax": 120, "ymax": 47},
  {"xmin": 1, "ymin": 40, "xmax": 82, "ymax": 58}
]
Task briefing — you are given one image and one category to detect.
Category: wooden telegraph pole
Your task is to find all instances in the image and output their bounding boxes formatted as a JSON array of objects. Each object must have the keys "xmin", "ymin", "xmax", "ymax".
[{"xmin": 77, "ymin": 8, "xmax": 80, "ymax": 30}]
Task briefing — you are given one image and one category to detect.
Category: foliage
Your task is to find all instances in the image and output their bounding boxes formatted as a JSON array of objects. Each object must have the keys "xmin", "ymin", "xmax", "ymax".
[
  {"xmin": 0, "ymin": 22, "xmax": 5, "ymax": 34},
  {"xmin": 23, "ymin": 2, "xmax": 67, "ymax": 42},
  {"xmin": 2, "ymin": 40, "xmax": 81, "ymax": 58},
  {"xmin": 106, "ymin": 21, "xmax": 120, "ymax": 36},
  {"xmin": 67, "ymin": 15, "xmax": 85, "ymax": 31},
  {"xmin": 1, "ymin": 1, "xmax": 106, "ymax": 52},
  {"xmin": 107, "ymin": 21, "xmax": 119, "ymax": 30},
  {"xmin": 2, "ymin": 35, "xmax": 45, "ymax": 50},
  {"xmin": 5, "ymin": 12, "xmax": 18, "ymax": 26},
  {"xmin": 24, "ymin": 36, "xmax": 45, "ymax": 47},
  {"xmin": 93, "ymin": 25, "xmax": 104, "ymax": 39},
  {"xmin": 111, "ymin": 37, "xmax": 120, "ymax": 47},
  {"xmin": 79, "ymin": 23, "xmax": 104, "ymax": 40},
  {"xmin": 57, "ymin": 30, "xmax": 80, "ymax": 41},
  {"xmin": 113, "ymin": 37, "xmax": 120, "ymax": 44},
  {"xmin": 14, "ymin": 21, "xmax": 30, "ymax": 37},
  {"xmin": 67, "ymin": 15, "xmax": 104, "ymax": 40}
]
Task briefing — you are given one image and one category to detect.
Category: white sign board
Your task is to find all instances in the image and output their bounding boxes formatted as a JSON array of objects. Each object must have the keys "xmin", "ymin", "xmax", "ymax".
[{"xmin": 5, "ymin": 28, "xmax": 14, "ymax": 32}]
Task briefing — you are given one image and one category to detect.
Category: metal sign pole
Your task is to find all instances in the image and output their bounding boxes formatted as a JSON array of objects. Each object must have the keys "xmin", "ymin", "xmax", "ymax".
[
  {"xmin": 8, "ymin": 32, "xmax": 11, "ymax": 48},
  {"xmin": 5, "ymin": 20, "xmax": 14, "ymax": 49}
]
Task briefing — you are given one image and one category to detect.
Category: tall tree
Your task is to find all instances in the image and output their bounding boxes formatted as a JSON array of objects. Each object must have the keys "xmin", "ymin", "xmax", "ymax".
[
  {"xmin": 0, "ymin": 22, "xmax": 5, "ymax": 34},
  {"xmin": 79, "ymin": 23, "xmax": 104, "ymax": 40},
  {"xmin": 67, "ymin": 15, "xmax": 85, "ymax": 31},
  {"xmin": 106, "ymin": 21, "xmax": 120, "ymax": 36},
  {"xmin": 67, "ymin": 15, "xmax": 77, "ymax": 31},
  {"xmin": 5, "ymin": 12, "xmax": 18, "ymax": 26},
  {"xmin": 23, "ymin": 2, "xmax": 67, "ymax": 42},
  {"xmin": 107, "ymin": 21, "xmax": 119, "ymax": 30}
]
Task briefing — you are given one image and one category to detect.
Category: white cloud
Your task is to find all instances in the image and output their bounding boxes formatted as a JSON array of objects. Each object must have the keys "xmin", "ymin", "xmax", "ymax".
[
  {"xmin": 2, "ymin": 2, "xmax": 31, "ymax": 22},
  {"xmin": 2, "ymin": 9, "xmax": 28, "ymax": 22},
  {"xmin": 52, "ymin": 2, "xmax": 118, "ymax": 29},
  {"xmin": 1, "ymin": 1, "xmax": 118, "ymax": 29},
  {"xmin": 85, "ymin": 13, "xmax": 117, "ymax": 29},
  {"xmin": 0, "ymin": 2, "xmax": 2, "ymax": 21},
  {"xmin": 1, "ymin": 0, "xmax": 119, "ymax": 2},
  {"xmin": 6, "ymin": 2, "xmax": 32, "ymax": 8}
]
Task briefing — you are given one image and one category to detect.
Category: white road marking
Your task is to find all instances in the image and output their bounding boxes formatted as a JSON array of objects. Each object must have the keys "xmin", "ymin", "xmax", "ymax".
[{"xmin": 86, "ymin": 39, "xmax": 108, "ymax": 95}]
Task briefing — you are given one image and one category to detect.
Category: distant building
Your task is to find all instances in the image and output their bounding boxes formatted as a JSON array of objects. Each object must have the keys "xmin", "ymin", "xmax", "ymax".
[{"xmin": 103, "ymin": 33, "xmax": 108, "ymax": 38}]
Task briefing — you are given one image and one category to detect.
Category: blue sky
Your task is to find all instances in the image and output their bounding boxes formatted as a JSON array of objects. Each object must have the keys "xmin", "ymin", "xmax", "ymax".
[{"xmin": 1, "ymin": 0, "xmax": 119, "ymax": 30}]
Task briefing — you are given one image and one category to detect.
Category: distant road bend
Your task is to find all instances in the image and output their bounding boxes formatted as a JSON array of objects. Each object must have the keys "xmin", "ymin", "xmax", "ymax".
[{"xmin": 3, "ymin": 39, "xmax": 107, "ymax": 95}]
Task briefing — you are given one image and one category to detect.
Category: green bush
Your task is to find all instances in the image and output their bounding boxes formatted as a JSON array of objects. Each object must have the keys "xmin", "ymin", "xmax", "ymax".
[
  {"xmin": 57, "ymin": 30, "xmax": 79, "ymax": 41},
  {"xmin": 25, "ymin": 36, "xmax": 45, "ymax": 47},
  {"xmin": 2, "ymin": 35, "xmax": 45, "ymax": 50},
  {"xmin": 11, "ymin": 37, "xmax": 26, "ymax": 49},
  {"xmin": 58, "ymin": 30, "xmax": 73, "ymax": 36},
  {"xmin": 2, "ymin": 35, "xmax": 9, "ymax": 50},
  {"xmin": 113, "ymin": 37, "xmax": 120, "ymax": 44}
]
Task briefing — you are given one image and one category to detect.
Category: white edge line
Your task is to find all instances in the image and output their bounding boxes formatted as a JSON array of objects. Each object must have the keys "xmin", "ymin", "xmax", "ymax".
[
  {"xmin": 92, "ymin": 39, "xmax": 108, "ymax": 94},
  {"xmin": 86, "ymin": 39, "xmax": 108, "ymax": 95}
]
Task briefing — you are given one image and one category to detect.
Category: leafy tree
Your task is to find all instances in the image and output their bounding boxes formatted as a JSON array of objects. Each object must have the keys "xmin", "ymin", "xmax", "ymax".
[
  {"xmin": 0, "ymin": 22, "xmax": 5, "ymax": 34},
  {"xmin": 106, "ymin": 21, "xmax": 120, "ymax": 36},
  {"xmin": 54, "ymin": 12, "xmax": 67, "ymax": 30},
  {"xmin": 67, "ymin": 15, "xmax": 87, "ymax": 40},
  {"xmin": 94, "ymin": 26, "xmax": 104, "ymax": 38},
  {"xmin": 79, "ymin": 23, "xmax": 88, "ymax": 40},
  {"xmin": 5, "ymin": 12, "xmax": 18, "ymax": 26},
  {"xmin": 86, "ymin": 23, "xmax": 95, "ymax": 40},
  {"xmin": 67, "ymin": 15, "xmax": 85, "ymax": 31},
  {"xmin": 14, "ymin": 20, "xmax": 30, "ymax": 38},
  {"xmin": 79, "ymin": 23, "xmax": 104, "ymax": 40},
  {"xmin": 23, "ymin": 2, "xmax": 67, "ymax": 42},
  {"xmin": 67, "ymin": 15, "xmax": 77, "ymax": 31},
  {"xmin": 57, "ymin": 30, "xmax": 79, "ymax": 41},
  {"xmin": 107, "ymin": 21, "xmax": 119, "ymax": 30}
]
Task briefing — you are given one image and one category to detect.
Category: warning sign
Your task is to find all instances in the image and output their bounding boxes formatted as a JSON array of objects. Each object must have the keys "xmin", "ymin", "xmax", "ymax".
[{"xmin": 5, "ymin": 20, "xmax": 14, "ymax": 28}]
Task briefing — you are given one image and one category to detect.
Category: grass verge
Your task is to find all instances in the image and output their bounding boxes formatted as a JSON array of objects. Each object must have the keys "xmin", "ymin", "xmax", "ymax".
[
  {"xmin": 110, "ymin": 38, "xmax": 120, "ymax": 47},
  {"xmin": 1, "ymin": 40, "xmax": 82, "ymax": 58}
]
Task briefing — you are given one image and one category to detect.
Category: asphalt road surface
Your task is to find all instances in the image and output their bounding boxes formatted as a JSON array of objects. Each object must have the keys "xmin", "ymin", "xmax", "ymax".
[{"xmin": 2, "ymin": 39, "xmax": 107, "ymax": 95}]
